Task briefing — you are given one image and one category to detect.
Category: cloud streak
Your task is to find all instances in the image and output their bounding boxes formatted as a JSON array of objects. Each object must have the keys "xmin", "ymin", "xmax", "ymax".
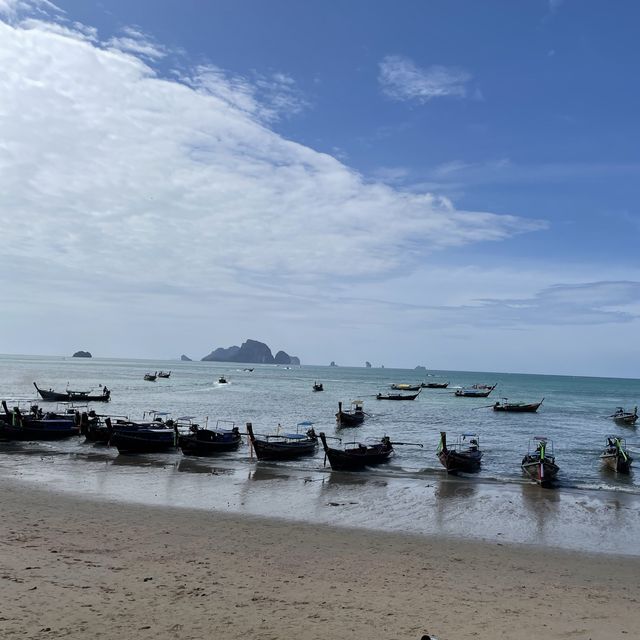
[{"xmin": 378, "ymin": 55, "xmax": 472, "ymax": 103}]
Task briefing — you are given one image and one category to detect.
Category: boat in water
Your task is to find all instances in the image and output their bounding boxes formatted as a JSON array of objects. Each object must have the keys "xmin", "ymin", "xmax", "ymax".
[
  {"xmin": 218, "ymin": 376, "xmax": 228, "ymax": 384},
  {"xmin": 312, "ymin": 381, "xmax": 324, "ymax": 392},
  {"xmin": 157, "ymin": 371, "xmax": 171, "ymax": 378},
  {"xmin": 178, "ymin": 419, "xmax": 242, "ymax": 456},
  {"xmin": 454, "ymin": 384, "xmax": 497, "ymax": 398},
  {"xmin": 33, "ymin": 382, "xmax": 111, "ymax": 402},
  {"xmin": 107, "ymin": 411, "xmax": 177, "ymax": 453},
  {"xmin": 421, "ymin": 381, "xmax": 449, "ymax": 389},
  {"xmin": 437, "ymin": 432, "xmax": 482, "ymax": 473},
  {"xmin": 390, "ymin": 383, "xmax": 421, "ymax": 391},
  {"xmin": 376, "ymin": 389, "xmax": 421, "ymax": 400},
  {"xmin": 600, "ymin": 436, "xmax": 633, "ymax": 474},
  {"xmin": 1, "ymin": 401, "xmax": 80, "ymax": 441},
  {"xmin": 335, "ymin": 400, "xmax": 365, "ymax": 427},
  {"xmin": 521, "ymin": 437, "xmax": 559, "ymax": 487},
  {"xmin": 143, "ymin": 372, "xmax": 157, "ymax": 382},
  {"xmin": 610, "ymin": 406, "xmax": 638, "ymax": 426},
  {"xmin": 493, "ymin": 398, "xmax": 543, "ymax": 413},
  {"xmin": 319, "ymin": 432, "xmax": 394, "ymax": 471},
  {"xmin": 246, "ymin": 421, "xmax": 317, "ymax": 460}
]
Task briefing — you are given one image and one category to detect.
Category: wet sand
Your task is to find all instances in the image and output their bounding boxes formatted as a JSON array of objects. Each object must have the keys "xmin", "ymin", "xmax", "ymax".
[{"xmin": 1, "ymin": 483, "xmax": 640, "ymax": 640}]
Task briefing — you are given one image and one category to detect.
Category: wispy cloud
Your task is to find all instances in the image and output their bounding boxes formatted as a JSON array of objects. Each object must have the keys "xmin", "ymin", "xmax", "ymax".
[
  {"xmin": 107, "ymin": 25, "xmax": 167, "ymax": 60},
  {"xmin": 378, "ymin": 55, "xmax": 472, "ymax": 103},
  {"xmin": 548, "ymin": 0, "xmax": 564, "ymax": 14}
]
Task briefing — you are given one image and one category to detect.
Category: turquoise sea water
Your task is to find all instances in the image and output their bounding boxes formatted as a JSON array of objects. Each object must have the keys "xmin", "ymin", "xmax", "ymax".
[{"xmin": 2, "ymin": 354, "xmax": 640, "ymax": 554}]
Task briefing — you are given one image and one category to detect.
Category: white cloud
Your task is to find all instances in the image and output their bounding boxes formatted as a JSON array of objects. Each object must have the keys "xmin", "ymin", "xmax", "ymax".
[
  {"xmin": 378, "ymin": 55, "xmax": 472, "ymax": 103},
  {"xmin": 0, "ymin": 17, "xmax": 542, "ymax": 299}
]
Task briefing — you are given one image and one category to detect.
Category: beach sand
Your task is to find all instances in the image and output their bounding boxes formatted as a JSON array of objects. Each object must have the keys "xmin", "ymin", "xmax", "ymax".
[{"xmin": 1, "ymin": 484, "xmax": 639, "ymax": 640}]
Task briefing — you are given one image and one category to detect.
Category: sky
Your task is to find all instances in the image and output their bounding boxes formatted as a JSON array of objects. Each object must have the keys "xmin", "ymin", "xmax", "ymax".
[{"xmin": 1, "ymin": 0, "xmax": 639, "ymax": 377}]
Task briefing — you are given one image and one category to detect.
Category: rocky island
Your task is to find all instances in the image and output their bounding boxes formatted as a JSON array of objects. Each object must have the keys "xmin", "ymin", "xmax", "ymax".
[
  {"xmin": 180, "ymin": 355, "xmax": 192, "ymax": 361},
  {"xmin": 201, "ymin": 339, "xmax": 300, "ymax": 365},
  {"xmin": 72, "ymin": 350, "xmax": 92, "ymax": 358}
]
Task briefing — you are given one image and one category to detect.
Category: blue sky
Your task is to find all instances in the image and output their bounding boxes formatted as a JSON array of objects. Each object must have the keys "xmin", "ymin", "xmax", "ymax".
[{"xmin": 1, "ymin": 0, "xmax": 639, "ymax": 376}]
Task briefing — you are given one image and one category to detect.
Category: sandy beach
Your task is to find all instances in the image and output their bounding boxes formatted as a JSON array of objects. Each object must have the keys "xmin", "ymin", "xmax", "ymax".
[{"xmin": 1, "ymin": 483, "xmax": 639, "ymax": 640}]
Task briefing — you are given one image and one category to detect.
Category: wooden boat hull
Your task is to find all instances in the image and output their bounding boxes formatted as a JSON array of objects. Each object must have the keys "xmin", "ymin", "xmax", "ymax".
[
  {"xmin": 613, "ymin": 415, "xmax": 638, "ymax": 426},
  {"xmin": 521, "ymin": 456, "xmax": 559, "ymax": 486},
  {"xmin": 111, "ymin": 429, "xmax": 176, "ymax": 454},
  {"xmin": 422, "ymin": 382, "xmax": 449, "ymax": 388},
  {"xmin": 336, "ymin": 411, "xmax": 365, "ymax": 427},
  {"xmin": 0, "ymin": 421, "xmax": 79, "ymax": 441},
  {"xmin": 179, "ymin": 431, "xmax": 241, "ymax": 455},
  {"xmin": 438, "ymin": 449, "xmax": 482, "ymax": 473},
  {"xmin": 34, "ymin": 382, "xmax": 111, "ymax": 402},
  {"xmin": 376, "ymin": 392, "xmax": 420, "ymax": 400},
  {"xmin": 493, "ymin": 402, "xmax": 542, "ymax": 413},
  {"xmin": 391, "ymin": 384, "xmax": 420, "ymax": 391},
  {"xmin": 320, "ymin": 434, "xmax": 393, "ymax": 471},
  {"xmin": 455, "ymin": 390, "xmax": 492, "ymax": 398},
  {"xmin": 250, "ymin": 439, "xmax": 317, "ymax": 460},
  {"xmin": 600, "ymin": 451, "xmax": 633, "ymax": 474}
]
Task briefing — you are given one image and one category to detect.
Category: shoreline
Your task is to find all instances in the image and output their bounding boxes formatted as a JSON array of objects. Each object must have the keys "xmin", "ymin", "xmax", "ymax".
[
  {"xmin": 2, "ymin": 482, "xmax": 640, "ymax": 639},
  {"xmin": 2, "ymin": 446, "xmax": 640, "ymax": 557}
]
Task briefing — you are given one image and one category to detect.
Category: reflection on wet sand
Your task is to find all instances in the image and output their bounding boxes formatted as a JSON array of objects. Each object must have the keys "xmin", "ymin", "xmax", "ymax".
[
  {"xmin": 320, "ymin": 470, "xmax": 388, "ymax": 489},
  {"xmin": 111, "ymin": 454, "xmax": 176, "ymax": 470},
  {"xmin": 520, "ymin": 482, "xmax": 561, "ymax": 541},
  {"xmin": 249, "ymin": 464, "xmax": 297, "ymax": 482},
  {"xmin": 176, "ymin": 458, "xmax": 234, "ymax": 475},
  {"xmin": 435, "ymin": 476, "xmax": 478, "ymax": 501}
]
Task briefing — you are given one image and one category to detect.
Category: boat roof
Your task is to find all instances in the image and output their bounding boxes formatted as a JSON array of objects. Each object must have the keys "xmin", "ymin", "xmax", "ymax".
[
  {"xmin": 296, "ymin": 420, "xmax": 314, "ymax": 427},
  {"xmin": 461, "ymin": 433, "xmax": 479, "ymax": 438},
  {"xmin": 177, "ymin": 416, "xmax": 197, "ymax": 420},
  {"xmin": 283, "ymin": 433, "xmax": 309, "ymax": 439}
]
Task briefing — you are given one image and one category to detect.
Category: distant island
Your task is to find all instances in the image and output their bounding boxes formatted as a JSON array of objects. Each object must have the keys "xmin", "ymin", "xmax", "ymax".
[
  {"xmin": 72, "ymin": 350, "xmax": 92, "ymax": 358},
  {"xmin": 201, "ymin": 339, "xmax": 300, "ymax": 365},
  {"xmin": 330, "ymin": 361, "xmax": 337, "ymax": 367},
  {"xmin": 180, "ymin": 354, "xmax": 192, "ymax": 361},
  {"xmin": 415, "ymin": 365, "xmax": 427, "ymax": 371},
  {"xmin": 365, "ymin": 361, "xmax": 372, "ymax": 368}
]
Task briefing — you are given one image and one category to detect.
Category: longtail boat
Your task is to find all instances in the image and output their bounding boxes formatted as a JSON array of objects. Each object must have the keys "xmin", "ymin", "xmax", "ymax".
[
  {"xmin": 390, "ymin": 383, "xmax": 421, "ymax": 391},
  {"xmin": 600, "ymin": 436, "xmax": 633, "ymax": 474},
  {"xmin": 319, "ymin": 432, "xmax": 393, "ymax": 471},
  {"xmin": 313, "ymin": 382, "xmax": 324, "ymax": 392},
  {"xmin": 454, "ymin": 384, "xmax": 497, "ymax": 398},
  {"xmin": 421, "ymin": 381, "xmax": 449, "ymax": 388},
  {"xmin": 178, "ymin": 419, "xmax": 242, "ymax": 455},
  {"xmin": 335, "ymin": 400, "xmax": 365, "ymax": 427},
  {"xmin": 157, "ymin": 371, "xmax": 171, "ymax": 378},
  {"xmin": 33, "ymin": 382, "xmax": 111, "ymax": 402},
  {"xmin": 376, "ymin": 389, "xmax": 421, "ymax": 400},
  {"xmin": 246, "ymin": 421, "xmax": 317, "ymax": 460},
  {"xmin": 437, "ymin": 431, "xmax": 482, "ymax": 473},
  {"xmin": 610, "ymin": 406, "xmax": 638, "ymax": 426},
  {"xmin": 521, "ymin": 437, "xmax": 559, "ymax": 487},
  {"xmin": 493, "ymin": 398, "xmax": 543, "ymax": 413},
  {"xmin": 143, "ymin": 372, "xmax": 157, "ymax": 382},
  {"xmin": 107, "ymin": 412, "xmax": 177, "ymax": 453},
  {"xmin": 1, "ymin": 401, "xmax": 80, "ymax": 441}
]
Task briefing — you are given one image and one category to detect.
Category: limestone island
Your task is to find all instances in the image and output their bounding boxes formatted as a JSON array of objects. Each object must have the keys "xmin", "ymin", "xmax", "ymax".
[
  {"xmin": 180, "ymin": 355, "xmax": 192, "ymax": 361},
  {"xmin": 201, "ymin": 339, "xmax": 300, "ymax": 365},
  {"xmin": 72, "ymin": 350, "xmax": 92, "ymax": 358}
]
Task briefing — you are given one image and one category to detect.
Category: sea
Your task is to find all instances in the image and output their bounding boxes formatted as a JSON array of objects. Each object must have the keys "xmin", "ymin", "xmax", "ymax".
[{"xmin": 2, "ymin": 354, "xmax": 640, "ymax": 556}]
